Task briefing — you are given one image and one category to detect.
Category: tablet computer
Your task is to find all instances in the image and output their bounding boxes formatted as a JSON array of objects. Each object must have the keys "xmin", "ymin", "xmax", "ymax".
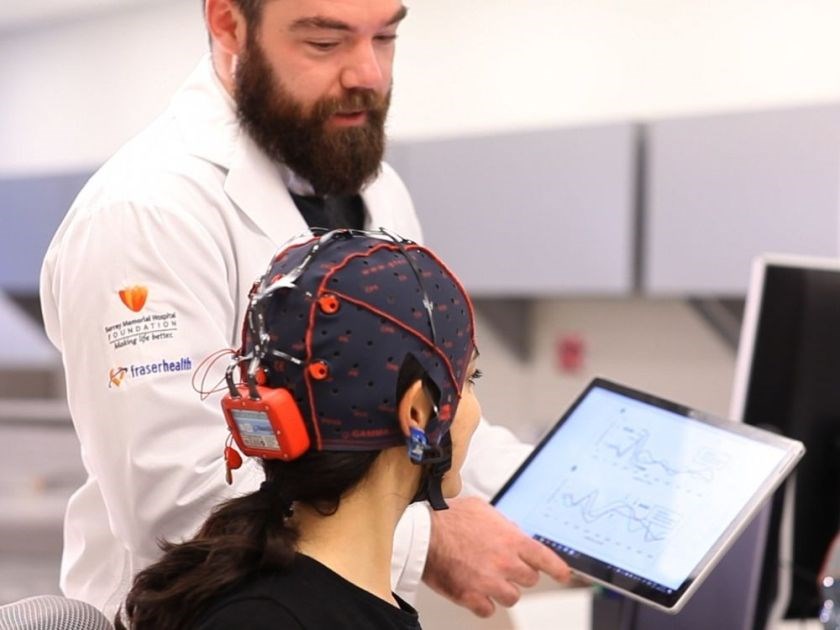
[{"xmin": 492, "ymin": 378, "xmax": 805, "ymax": 614}]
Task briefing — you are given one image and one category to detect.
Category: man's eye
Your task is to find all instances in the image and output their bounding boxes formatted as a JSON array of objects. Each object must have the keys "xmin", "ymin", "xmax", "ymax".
[
  {"xmin": 307, "ymin": 41, "xmax": 339, "ymax": 51},
  {"xmin": 374, "ymin": 34, "xmax": 398, "ymax": 44}
]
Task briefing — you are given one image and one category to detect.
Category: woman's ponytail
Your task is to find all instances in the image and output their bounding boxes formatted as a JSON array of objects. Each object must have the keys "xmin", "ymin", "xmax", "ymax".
[{"xmin": 116, "ymin": 450, "xmax": 379, "ymax": 629}]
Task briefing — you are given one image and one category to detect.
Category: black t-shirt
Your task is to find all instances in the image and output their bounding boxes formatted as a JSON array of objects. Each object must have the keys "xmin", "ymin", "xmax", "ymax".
[
  {"xmin": 290, "ymin": 193, "xmax": 366, "ymax": 231},
  {"xmin": 194, "ymin": 554, "xmax": 421, "ymax": 630}
]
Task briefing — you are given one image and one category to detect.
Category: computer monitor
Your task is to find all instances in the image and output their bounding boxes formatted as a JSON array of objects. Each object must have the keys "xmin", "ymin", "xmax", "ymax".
[{"xmin": 730, "ymin": 253, "xmax": 840, "ymax": 623}]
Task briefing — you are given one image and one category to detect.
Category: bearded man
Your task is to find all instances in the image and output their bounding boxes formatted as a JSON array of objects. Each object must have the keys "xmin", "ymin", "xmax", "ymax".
[{"xmin": 40, "ymin": 0, "xmax": 570, "ymax": 621}]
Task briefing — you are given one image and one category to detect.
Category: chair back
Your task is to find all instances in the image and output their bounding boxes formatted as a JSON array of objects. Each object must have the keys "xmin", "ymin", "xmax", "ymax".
[{"xmin": 0, "ymin": 595, "xmax": 113, "ymax": 630}]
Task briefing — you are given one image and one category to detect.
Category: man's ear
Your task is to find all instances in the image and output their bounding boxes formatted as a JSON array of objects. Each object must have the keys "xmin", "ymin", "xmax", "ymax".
[
  {"xmin": 397, "ymin": 380, "xmax": 435, "ymax": 437},
  {"xmin": 205, "ymin": 0, "xmax": 248, "ymax": 56}
]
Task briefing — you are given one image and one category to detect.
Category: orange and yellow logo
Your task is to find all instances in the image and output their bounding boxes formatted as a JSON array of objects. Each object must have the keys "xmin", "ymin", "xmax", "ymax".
[
  {"xmin": 109, "ymin": 367, "xmax": 128, "ymax": 388},
  {"xmin": 119, "ymin": 286, "xmax": 148, "ymax": 312}
]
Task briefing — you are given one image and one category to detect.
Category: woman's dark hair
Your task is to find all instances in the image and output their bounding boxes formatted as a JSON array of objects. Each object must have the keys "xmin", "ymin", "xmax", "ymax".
[
  {"xmin": 115, "ymin": 354, "xmax": 429, "ymax": 629},
  {"xmin": 116, "ymin": 452, "xmax": 379, "ymax": 630}
]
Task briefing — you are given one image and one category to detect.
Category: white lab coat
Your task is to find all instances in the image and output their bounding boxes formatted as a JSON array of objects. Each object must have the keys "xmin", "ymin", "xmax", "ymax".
[{"xmin": 40, "ymin": 56, "xmax": 531, "ymax": 618}]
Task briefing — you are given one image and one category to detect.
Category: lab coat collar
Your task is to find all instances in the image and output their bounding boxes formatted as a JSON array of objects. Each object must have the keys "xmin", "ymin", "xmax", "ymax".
[
  {"xmin": 169, "ymin": 56, "xmax": 308, "ymax": 242},
  {"xmin": 172, "ymin": 55, "xmax": 239, "ymax": 171},
  {"xmin": 224, "ymin": 128, "xmax": 310, "ymax": 243}
]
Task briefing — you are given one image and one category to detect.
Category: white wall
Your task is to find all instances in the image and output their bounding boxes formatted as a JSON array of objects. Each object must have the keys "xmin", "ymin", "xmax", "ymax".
[
  {"xmin": 3, "ymin": 0, "xmax": 840, "ymax": 175},
  {"xmin": 474, "ymin": 299, "xmax": 735, "ymax": 444},
  {"xmin": 0, "ymin": 1, "xmax": 206, "ymax": 176}
]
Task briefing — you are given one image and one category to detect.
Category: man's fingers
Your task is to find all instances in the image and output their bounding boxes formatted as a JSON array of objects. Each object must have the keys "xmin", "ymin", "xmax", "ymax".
[
  {"xmin": 461, "ymin": 592, "xmax": 496, "ymax": 618},
  {"xmin": 491, "ymin": 581, "xmax": 522, "ymax": 608},
  {"xmin": 423, "ymin": 497, "xmax": 572, "ymax": 618},
  {"xmin": 519, "ymin": 536, "xmax": 572, "ymax": 582},
  {"xmin": 506, "ymin": 561, "xmax": 541, "ymax": 589}
]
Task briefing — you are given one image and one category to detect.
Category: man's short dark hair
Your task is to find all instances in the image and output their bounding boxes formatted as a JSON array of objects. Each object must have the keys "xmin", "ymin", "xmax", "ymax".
[
  {"xmin": 233, "ymin": 0, "xmax": 263, "ymax": 23},
  {"xmin": 202, "ymin": 0, "xmax": 263, "ymax": 24}
]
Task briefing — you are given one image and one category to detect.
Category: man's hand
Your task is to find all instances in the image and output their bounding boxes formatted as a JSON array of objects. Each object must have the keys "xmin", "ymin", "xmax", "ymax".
[{"xmin": 422, "ymin": 496, "xmax": 571, "ymax": 617}]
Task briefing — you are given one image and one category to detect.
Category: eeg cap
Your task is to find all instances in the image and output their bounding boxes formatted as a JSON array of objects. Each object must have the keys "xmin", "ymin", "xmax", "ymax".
[{"xmin": 222, "ymin": 229, "xmax": 476, "ymax": 471}]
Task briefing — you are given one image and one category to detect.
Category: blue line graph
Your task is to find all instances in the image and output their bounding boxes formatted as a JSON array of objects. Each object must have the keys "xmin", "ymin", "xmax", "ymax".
[
  {"xmin": 557, "ymin": 488, "xmax": 680, "ymax": 543},
  {"xmin": 594, "ymin": 420, "xmax": 729, "ymax": 483}
]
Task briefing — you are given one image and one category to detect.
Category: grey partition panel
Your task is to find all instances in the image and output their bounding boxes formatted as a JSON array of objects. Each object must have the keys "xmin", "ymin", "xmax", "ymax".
[
  {"xmin": 0, "ymin": 172, "xmax": 91, "ymax": 292},
  {"xmin": 0, "ymin": 291, "xmax": 57, "ymax": 366},
  {"xmin": 645, "ymin": 105, "xmax": 840, "ymax": 295},
  {"xmin": 387, "ymin": 124, "xmax": 637, "ymax": 296}
]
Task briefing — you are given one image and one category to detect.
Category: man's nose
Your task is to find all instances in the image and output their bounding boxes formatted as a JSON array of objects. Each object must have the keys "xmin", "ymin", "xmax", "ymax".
[{"xmin": 341, "ymin": 41, "xmax": 386, "ymax": 92}]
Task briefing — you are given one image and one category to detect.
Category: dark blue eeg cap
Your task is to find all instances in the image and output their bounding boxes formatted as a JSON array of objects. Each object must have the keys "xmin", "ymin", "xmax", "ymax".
[{"xmin": 240, "ymin": 229, "xmax": 476, "ymax": 457}]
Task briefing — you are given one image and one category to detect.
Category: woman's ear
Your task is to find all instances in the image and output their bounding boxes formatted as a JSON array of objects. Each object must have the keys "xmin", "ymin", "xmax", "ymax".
[
  {"xmin": 397, "ymin": 380, "xmax": 434, "ymax": 437},
  {"xmin": 205, "ymin": 0, "xmax": 248, "ymax": 56}
]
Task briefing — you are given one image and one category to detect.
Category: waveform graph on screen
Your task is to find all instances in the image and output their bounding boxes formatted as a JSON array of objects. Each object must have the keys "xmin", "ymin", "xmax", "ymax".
[
  {"xmin": 563, "ymin": 489, "xmax": 680, "ymax": 544},
  {"xmin": 590, "ymin": 408, "xmax": 731, "ymax": 497},
  {"xmin": 528, "ymin": 479, "xmax": 682, "ymax": 568},
  {"xmin": 518, "ymin": 403, "xmax": 741, "ymax": 574}
]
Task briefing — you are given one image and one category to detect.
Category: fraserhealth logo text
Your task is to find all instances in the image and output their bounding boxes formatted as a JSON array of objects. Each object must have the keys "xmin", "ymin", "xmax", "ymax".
[{"xmin": 108, "ymin": 357, "xmax": 192, "ymax": 388}]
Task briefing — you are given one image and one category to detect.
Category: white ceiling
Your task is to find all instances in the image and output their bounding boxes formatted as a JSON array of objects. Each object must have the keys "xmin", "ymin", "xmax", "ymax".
[{"xmin": 0, "ymin": 0, "xmax": 167, "ymax": 31}]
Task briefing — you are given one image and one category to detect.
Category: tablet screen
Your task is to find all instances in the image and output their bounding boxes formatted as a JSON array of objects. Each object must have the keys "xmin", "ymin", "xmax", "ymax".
[{"xmin": 492, "ymin": 378, "xmax": 804, "ymax": 612}]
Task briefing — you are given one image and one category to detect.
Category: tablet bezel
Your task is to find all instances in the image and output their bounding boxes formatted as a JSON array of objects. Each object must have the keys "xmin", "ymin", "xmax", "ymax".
[{"xmin": 491, "ymin": 377, "xmax": 805, "ymax": 613}]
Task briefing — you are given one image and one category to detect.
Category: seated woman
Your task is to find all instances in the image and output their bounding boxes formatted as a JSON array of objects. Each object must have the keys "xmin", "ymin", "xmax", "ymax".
[{"xmin": 116, "ymin": 229, "xmax": 481, "ymax": 629}]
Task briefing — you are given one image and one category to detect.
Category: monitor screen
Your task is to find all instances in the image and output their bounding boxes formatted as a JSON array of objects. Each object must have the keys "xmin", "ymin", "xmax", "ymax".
[{"xmin": 731, "ymin": 254, "xmax": 840, "ymax": 620}]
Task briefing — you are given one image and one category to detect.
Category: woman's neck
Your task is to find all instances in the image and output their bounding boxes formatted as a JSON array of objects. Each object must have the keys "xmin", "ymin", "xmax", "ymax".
[{"xmin": 293, "ymin": 448, "xmax": 417, "ymax": 605}]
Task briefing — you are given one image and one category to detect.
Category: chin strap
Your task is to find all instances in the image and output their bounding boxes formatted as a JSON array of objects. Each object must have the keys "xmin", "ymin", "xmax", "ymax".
[
  {"xmin": 408, "ymin": 429, "xmax": 452, "ymax": 511},
  {"xmin": 423, "ymin": 456, "xmax": 452, "ymax": 511}
]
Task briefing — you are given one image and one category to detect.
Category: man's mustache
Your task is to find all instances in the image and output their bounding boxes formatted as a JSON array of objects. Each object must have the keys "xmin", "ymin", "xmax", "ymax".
[{"xmin": 314, "ymin": 90, "xmax": 389, "ymax": 119}]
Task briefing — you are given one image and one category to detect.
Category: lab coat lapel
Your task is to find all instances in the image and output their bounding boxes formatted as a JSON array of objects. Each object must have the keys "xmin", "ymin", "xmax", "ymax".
[
  {"xmin": 173, "ymin": 55, "xmax": 306, "ymax": 244},
  {"xmin": 226, "ymin": 138, "xmax": 395, "ymax": 239},
  {"xmin": 224, "ymin": 132, "xmax": 308, "ymax": 244}
]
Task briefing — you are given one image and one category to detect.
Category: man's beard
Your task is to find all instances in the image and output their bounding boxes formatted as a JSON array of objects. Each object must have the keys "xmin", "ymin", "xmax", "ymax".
[{"xmin": 235, "ymin": 35, "xmax": 391, "ymax": 197}]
